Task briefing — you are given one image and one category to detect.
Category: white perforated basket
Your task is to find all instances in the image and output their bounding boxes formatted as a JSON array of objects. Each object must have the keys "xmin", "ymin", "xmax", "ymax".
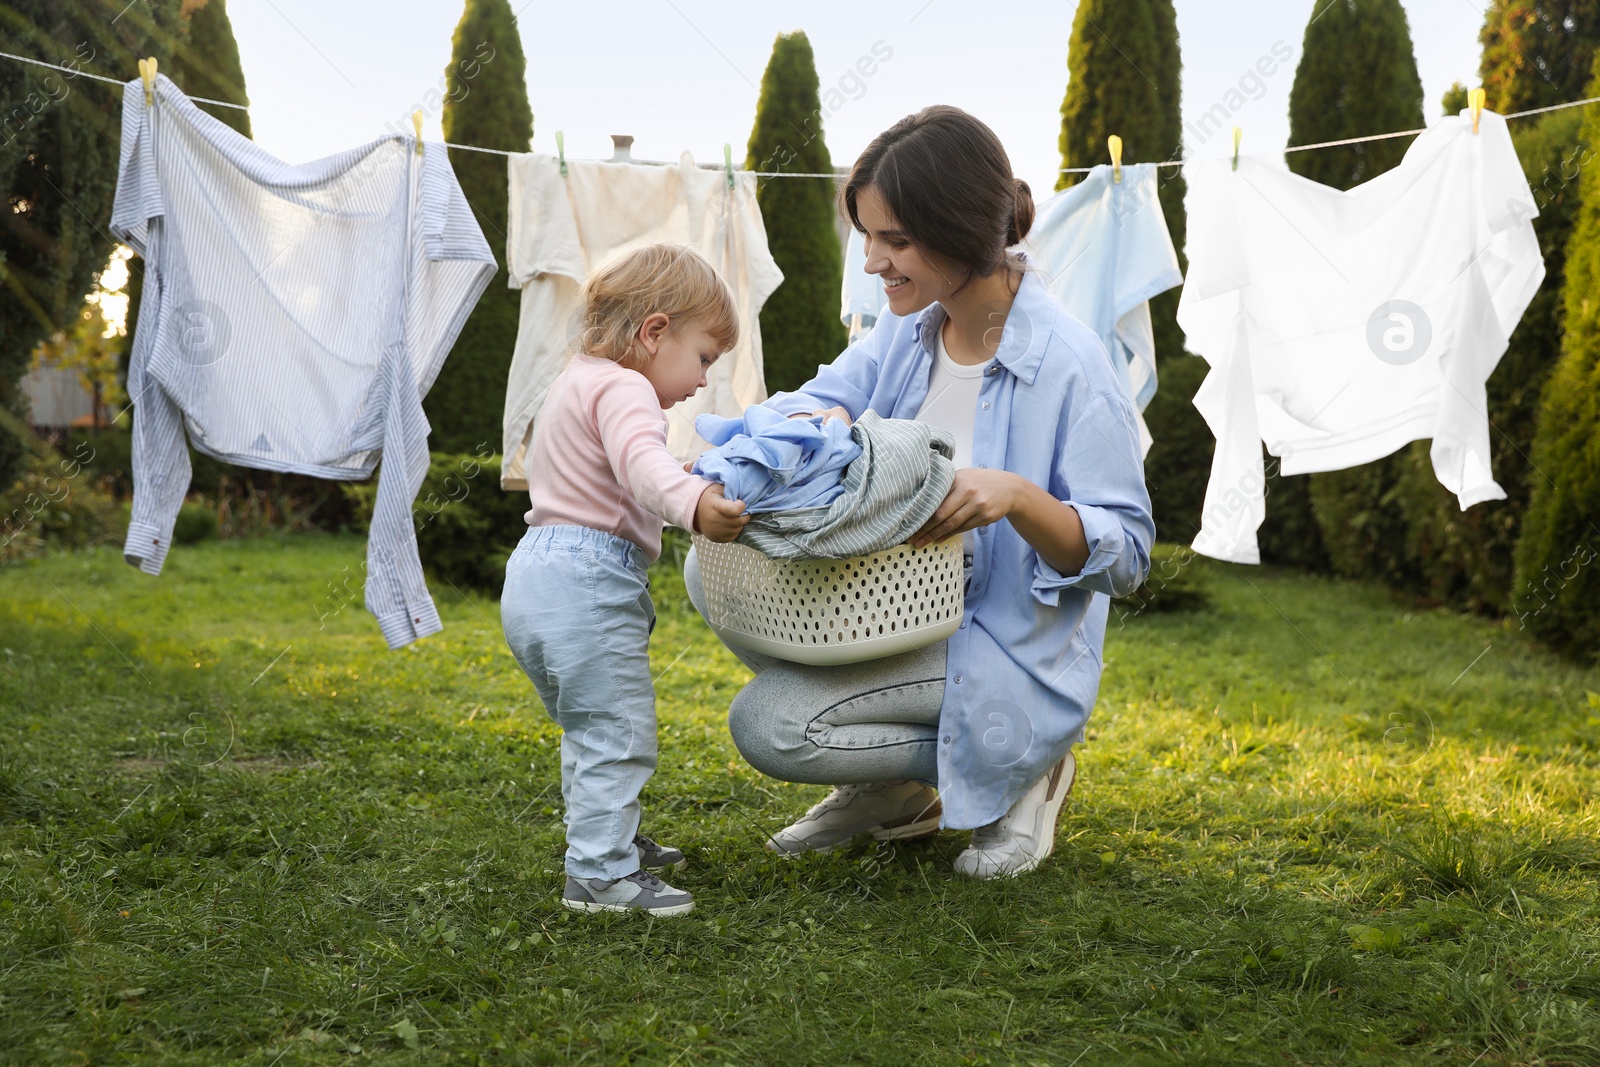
[{"xmin": 690, "ymin": 534, "xmax": 965, "ymax": 666}]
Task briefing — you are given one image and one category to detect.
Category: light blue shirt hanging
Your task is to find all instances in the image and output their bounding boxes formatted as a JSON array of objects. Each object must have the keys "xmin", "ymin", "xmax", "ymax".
[
  {"xmin": 766, "ymin": 269, "xmax": 1155, "ymax": 830},
  {"xmin": 692, "ymin": 405, "xmax": 860, "ymax": 513}
]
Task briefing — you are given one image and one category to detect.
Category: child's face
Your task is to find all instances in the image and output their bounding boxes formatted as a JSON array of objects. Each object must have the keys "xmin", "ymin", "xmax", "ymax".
[{"xmin": 637, "ymin": 316, "xmax": 723, "ymax": 409}]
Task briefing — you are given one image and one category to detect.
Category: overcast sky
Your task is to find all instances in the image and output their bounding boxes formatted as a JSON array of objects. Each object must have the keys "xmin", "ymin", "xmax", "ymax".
[{"xmin": 217, "ymin": 1, "xmax": 1487, "ymax": 195}]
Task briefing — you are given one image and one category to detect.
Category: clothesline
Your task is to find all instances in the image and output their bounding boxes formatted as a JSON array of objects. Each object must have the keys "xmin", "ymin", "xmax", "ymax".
[
  {"xmin": 4, "ymin": 46, "xmax": 1599, "ymax": 176},
  {"xmin": 0, "ymin": 48, "xmax": 249, "ymax": 111}
]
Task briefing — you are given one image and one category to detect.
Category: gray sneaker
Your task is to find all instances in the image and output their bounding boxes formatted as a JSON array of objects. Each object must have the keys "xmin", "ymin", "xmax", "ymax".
[
  {"xmin": 562, "ymin": 869, "xmax": 695, "ymax": 916},
  {"xmin": 765, "ymin": 780, "xmax": 942, "ymax": 856},
  {"xmin": 634, "ymin": 833, "xmax": 685, "ymax": 869}
]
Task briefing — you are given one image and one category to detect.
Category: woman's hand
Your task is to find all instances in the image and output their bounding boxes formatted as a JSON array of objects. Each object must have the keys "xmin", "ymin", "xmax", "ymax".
[
  {"xmin": 787, "ymin": 406, "xmax": 853, "ymax": 426},
  {"xmin": 910, "ymin": 469, "xmax": 1022, "ymax": 548},
  {"xmin": 695, "ymin": 483, "xmax": 750, "ymax": 542}
]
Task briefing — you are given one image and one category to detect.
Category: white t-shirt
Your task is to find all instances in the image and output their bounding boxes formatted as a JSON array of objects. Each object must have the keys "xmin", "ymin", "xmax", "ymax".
[
  {"xmin": 915, "ymin": 322, "xmax": 990, "ymax": 581},
  {"xmin": 915, "ymin": 323, "xmax": 988, "ymax": 469}
]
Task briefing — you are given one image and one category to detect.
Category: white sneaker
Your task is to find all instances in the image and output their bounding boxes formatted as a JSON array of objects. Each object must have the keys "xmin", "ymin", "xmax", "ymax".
[
  {"xmin": 953, "ymin": 750, "xmax": 1076, "ymax": 879},
  {"xmin": 764, "ymin": 780, "xmax": 942, "ymax": 856}
]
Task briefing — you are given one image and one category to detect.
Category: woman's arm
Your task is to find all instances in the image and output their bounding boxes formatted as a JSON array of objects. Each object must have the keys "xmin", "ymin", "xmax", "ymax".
[
  {"xmin": 911, "ymin": 390, "xmax": 1153, "ymax": 601},
  {"xmin": 909, "ymin": 470, "xmax": 1090, "ymax": 577}
]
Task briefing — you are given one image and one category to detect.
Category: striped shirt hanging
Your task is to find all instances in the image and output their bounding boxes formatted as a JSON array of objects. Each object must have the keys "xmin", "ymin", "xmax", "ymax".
[{"xmin": 110, "ymin": 74, "xmax": 495, "ymax": 649}]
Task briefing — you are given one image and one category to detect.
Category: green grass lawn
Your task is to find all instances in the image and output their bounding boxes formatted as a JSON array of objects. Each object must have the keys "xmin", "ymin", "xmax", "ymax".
[{"xmin": 1, "ymin": 533, "xmax": 1597, "ymax": 1065}]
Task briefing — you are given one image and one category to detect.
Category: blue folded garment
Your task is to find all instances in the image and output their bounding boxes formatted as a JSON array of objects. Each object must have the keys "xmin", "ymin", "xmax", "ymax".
[{"xmin": 692, "ymin": 406, "xmax": 862, "ymax": 513}]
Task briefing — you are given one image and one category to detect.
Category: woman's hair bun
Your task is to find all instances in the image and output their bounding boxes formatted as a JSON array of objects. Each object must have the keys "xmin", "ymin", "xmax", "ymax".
[{"xmin": 1007, "ymin": 178, "xmax": 1035, "ymax": 247}]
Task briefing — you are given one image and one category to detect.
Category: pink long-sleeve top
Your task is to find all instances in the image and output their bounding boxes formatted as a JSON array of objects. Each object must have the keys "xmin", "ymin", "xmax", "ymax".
[{"xmin": 524, "ymin": 353, "xmax": 712, "ymax": 560}]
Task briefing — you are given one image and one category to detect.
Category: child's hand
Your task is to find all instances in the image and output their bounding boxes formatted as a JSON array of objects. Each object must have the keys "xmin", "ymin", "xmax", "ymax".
[{"xmin": 695, "ymin": 483, "xmax": 749, "ymax": 542}]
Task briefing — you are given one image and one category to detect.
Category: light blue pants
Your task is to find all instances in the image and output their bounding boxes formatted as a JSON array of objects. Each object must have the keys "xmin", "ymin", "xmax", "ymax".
[
  {"xmin": 684, "ymin": 546, "xmax": 944, "ymax": 786},
  {"xmin": 502, "ymin": 525, "xmax": 658, "ymax": 880}
]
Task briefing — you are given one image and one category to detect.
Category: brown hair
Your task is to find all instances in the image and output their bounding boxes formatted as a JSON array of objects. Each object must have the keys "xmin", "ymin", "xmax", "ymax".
[
  {"xmin": 579, "ymin": 243, "xmax": 739, "ymax": 369},
  {"xmin": 842, "ymin": 105, "xmax": 1034, "ymax": 294}
]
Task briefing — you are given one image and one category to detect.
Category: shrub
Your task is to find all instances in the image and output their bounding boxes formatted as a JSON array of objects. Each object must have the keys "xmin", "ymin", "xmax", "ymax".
[
  {"xmin": 1391, "ymin": 107, "xmax": 1586, "ymax": 614},
  {"xmin": 1513, "ymin": 60, "xmax": 1600, "ymax": 664},
  {"xmin": 342, "ymin": 450, "xmax": 528, "ymax": 594},
  {"xmin": 0, "ymin": 447, "xmax": 122, "ymax": 563},
  {"xmin": 1113, "ymin": 541, "xmax": 1214, "ymax": 619},
  {"xmin": 172, "ymin": 503, "xmax": 218, "ymax": 545},
  {"xmin": 746, "ymin": 31, "xmax": 848, "ymax": 394}
]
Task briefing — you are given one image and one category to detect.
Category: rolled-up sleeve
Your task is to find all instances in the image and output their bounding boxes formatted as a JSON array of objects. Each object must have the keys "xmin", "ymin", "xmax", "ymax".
[{"xmin": 1031, "ymin": 391, "xmax": 1155, "ymax": 605}]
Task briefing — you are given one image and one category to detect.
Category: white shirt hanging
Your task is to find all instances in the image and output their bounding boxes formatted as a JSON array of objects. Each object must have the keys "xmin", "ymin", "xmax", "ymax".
[
  {"xmin": 1178, "ymin": 109, "xmax": 1544, "ymax": 565},
  {"xmin": 500, "ymin": 152, "xmax": 783, "ymax": 487},
  {"xmin": 110, "ymin": 73, "xmax": 496, "ymax": 649}
]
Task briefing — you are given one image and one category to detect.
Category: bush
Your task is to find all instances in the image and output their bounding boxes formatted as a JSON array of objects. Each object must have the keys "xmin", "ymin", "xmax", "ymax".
[
  {"xmin": 746, "ymin": 31, "xmax": 848, "ymax": 394},
  {"xmin": 1389, "ymin": 107, "xmax": 1586, "ymax": 614},
  {"xmin": 342, "ymin": 450, "xmax": 528, "ymax": 594},
  {"xmin": 1513, "ymin": 59, "xmax": 1600, "ymax": 663},
  {"xmin": 172, "ymin": 503, "xmax": 218, "ymax": 545},
  {"xmin": 1113, "ymin": 541, "xmax": 1214, "ymax": 619},
  {"xmin": 0, "ymin": 447, "xmax": 123, "ymax": 563},
  {"xmin": 66, "ymin": 428, "xmax": 357, "ymax": 534}
]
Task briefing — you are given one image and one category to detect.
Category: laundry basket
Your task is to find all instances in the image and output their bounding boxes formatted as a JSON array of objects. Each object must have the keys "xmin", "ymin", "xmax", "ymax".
[{"xmin": 690, "ymin": 534, "xmax": 965, "ymax": 666}]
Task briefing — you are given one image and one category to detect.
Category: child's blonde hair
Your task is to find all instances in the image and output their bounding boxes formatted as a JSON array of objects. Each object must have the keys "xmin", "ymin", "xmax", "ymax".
[{"xmin": 578, "ymin": 244, "xmax": 740, "ymax": 369}]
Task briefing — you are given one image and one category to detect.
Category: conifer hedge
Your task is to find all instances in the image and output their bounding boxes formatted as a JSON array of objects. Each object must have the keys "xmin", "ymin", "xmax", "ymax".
[{"xmin": 745, "ymin": 31, "xmax": 847, "ymax": 396}]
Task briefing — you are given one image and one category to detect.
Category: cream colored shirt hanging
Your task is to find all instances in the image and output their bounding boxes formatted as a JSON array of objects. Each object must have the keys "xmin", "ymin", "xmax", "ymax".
[{"xmin": 500, "ymin": 151, "xmax": 783, "ymax": 488}]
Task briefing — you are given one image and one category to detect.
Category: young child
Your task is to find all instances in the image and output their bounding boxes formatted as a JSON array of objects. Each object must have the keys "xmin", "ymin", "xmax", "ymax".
[{"xmin": 501, "ymin": 244, "xmax": 750, "ymax": 916}]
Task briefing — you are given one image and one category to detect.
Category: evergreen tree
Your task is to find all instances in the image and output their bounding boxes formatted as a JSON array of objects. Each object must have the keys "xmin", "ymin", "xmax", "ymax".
[
  {"xmin": 1286, "ymin": 0, "xmax": 1425, "ymax": 579},
  {"xmin": 746, "ymin": 31, "xmax": 847, "ymax": 395},
  {"xmin": 1056, "ymin": 0, "xmax": 1207, "ymax": 546},
  {"xmin": 1481, "ymin": 0, "xmax": 1600, "ymax": 114},
  {"xmin": 426, "ymin": 0, "xmax": 532, "ymax": 455},
  {"xmin": 1441, "ymin": 81, "xmax": 1471, "ymax": 117},
  {"xmin": 1395, "ymin": 106, "xmax": 1585, "ymax": 613},
  {"xmin": 172, "ymin": 0, "xmax": 250, "ymax": 137},
  {"xmin": 0, "ymin": 0, "xmax": 185, "ymax": 489},
  {"xmin": 120, "ymin": 0, "xmax": 252, "ymax": 389},
  {"xmin": 1512, "ymin": 52, "xmax": 1600, "ymax": 664}
]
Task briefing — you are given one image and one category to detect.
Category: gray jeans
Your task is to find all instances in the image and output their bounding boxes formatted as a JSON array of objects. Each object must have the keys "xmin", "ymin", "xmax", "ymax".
[{"xmin": 684, "ymin": 547, "xmax": 946, "ymax": 786}]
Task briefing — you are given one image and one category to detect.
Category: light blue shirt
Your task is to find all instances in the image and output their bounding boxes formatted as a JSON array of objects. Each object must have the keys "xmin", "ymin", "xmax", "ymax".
[
  {"xmin": 764, "ymin": 268, "xmax": 1155, "ymax": 828},
  {"xmin": 691, "ymin": 406, "xmax": 860, "ymax": 512}
]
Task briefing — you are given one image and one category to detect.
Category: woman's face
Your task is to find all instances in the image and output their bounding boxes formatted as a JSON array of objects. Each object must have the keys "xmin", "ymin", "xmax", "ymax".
[{"xmin": 855, "ymin": 185, "xmax": 960, "ymax": 317}]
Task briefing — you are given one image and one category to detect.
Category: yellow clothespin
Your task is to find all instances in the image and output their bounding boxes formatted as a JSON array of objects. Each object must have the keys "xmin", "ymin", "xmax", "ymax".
[
  {"xmin": 1108, "ymin": 134, "xmax": 1123, "ymax": 184},
  {"xmin": 555, "ymin": 131, "xmax": 567, "ymax": 176},
  {"xmin": 724, "ymin": 143, "xmax": 735, "ymax": 189},
  {"xmin": 139, "ymin": 57, "xmax": 157, "ymax": 105},
  {"xmin": 411, "ymin": 110, "xmax": 424, "ymax": 156},
  {"xmin": 1470, "ymin": 87, "xmax": 1487, "ymax": 134},
  {"xmin": 1231, "ymin": 127, "xmax": 1243, "ymax": 171}
]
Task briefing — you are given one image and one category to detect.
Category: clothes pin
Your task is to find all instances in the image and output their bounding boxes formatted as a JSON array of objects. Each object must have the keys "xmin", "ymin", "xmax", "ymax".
[
  {"xmin": 411, "ymin": 110, "xmax": 424, "ymax": 156},
  {"xmin": 1470, "ymin": 88, "xmax": 1486, "ymax": 134},
  {"xmin": 1108, "ymin": 134, "xmax": 1123, "ymax": 184},
  {"xmin": 139, "ymin": 57, "xmax": 157, "ymax": 105},
  {"xmin": 724, "ymin": 143, "xmax": 735, "ymax": 189},
  {"xmin": 1231, "ymin": 127, "xmax": 1243, "ymax": 171},
  {"xmin": 556, "ymin": 131, "xmax": 567, "ymax": 177}
]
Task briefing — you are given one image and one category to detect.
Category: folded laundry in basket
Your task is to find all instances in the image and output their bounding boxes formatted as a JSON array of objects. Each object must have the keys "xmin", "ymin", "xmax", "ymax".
[
  {"xmin": 691, "ymin": 405, "xmax": 861, "ymax": 512},
  {"xmin": 723, "ymin": 409, "xmax": 956, "ymax": 560}
]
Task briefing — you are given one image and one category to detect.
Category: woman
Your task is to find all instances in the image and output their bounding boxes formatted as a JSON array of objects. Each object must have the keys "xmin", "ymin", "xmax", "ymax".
[{"xmin": 684, "ymin": 105, "xmax": 1154, "ymax": 879}]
